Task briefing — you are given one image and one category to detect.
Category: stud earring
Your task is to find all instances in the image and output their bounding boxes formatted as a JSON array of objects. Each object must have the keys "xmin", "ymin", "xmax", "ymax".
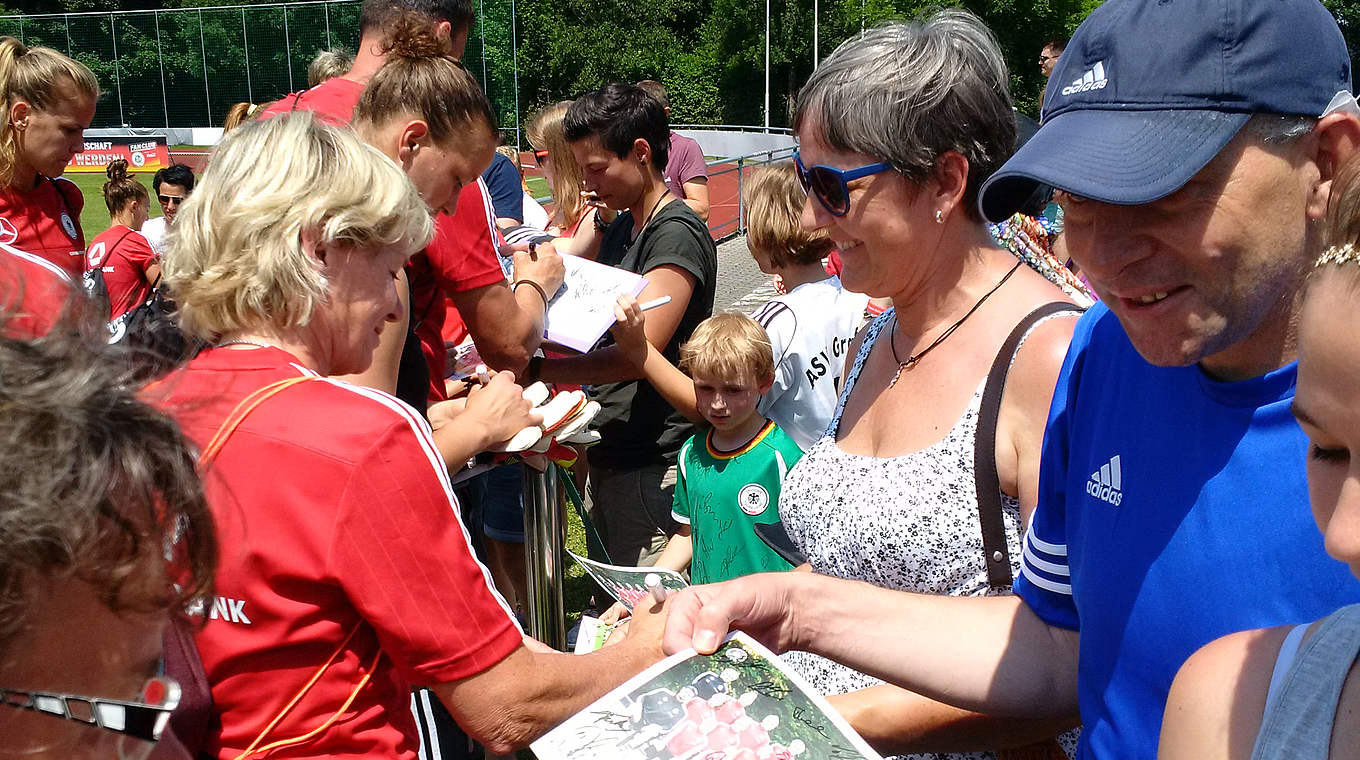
[{"xmin": 935, "ymin": 210, "xmax": 944, "ymax": 224}]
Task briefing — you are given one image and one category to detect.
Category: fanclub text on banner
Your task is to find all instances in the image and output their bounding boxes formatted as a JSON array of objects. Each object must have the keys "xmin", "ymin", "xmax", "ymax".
[{"xmin": 66, "ymin": 136, "xmax": 172, "ymax": 173}]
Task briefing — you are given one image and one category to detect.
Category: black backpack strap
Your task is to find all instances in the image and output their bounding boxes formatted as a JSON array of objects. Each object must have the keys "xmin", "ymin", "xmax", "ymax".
[
  {"xmin": 103, "ymin": 228, "xmax": 147, "ymax": 313},
  {"xmin": 974, "ymin": 301, "xmax": 1083, "ymax": 590}
]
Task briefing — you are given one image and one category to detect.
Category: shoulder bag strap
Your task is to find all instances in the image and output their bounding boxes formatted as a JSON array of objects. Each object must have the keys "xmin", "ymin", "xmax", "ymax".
[
  {"xmin": 164, "ymin": 375, "xmax": 314, "ymax": 758},
  {"xmin": 974, "ymin": 302, "xmax": 1084, "ymax": 590},
  {"xmin": 103, "ymin": 229, "xmax": 148, "ymax": 314},
  {"xmin": 197, "ymin": 376, "xmax": 314, "ymax": 466}
]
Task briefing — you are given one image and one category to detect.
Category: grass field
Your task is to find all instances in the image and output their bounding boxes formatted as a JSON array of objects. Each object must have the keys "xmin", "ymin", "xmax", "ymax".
[
  {"xmin": 67, "ymin": 170, "xmax": 557, "ymax": 238},
  {"xmin": 63, "ymin": 171, "xmax": 161, "ymax": 239}
]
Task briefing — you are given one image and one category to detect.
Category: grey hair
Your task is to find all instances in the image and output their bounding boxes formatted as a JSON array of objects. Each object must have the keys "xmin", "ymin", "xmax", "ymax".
[
  {"xmin": 307, "ymin": 47, "xmax": 354, "ymax": 88},
  {"xmin": 793, "ymin": 8, "xmax": 1016, "ymax": 221},
  {"xmin": 0, "ymin": 315, "xmax": 217, "ymax": 649},
  {"xmin": 1245, "ymin": 113, "xmax": 1316, "ymax": 145}
]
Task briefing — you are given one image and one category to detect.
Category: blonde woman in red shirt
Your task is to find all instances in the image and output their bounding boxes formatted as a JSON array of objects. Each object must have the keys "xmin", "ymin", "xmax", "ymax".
[{"xmin": 0, "ymin": 37, "xmax": 97, "ymax": 278}]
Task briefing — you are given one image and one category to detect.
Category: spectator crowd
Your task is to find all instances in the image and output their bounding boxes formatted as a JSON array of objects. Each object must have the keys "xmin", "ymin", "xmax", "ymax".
[{"xmin": 2, "ymin": 1, "xmax": 1360, "ymax": 760}]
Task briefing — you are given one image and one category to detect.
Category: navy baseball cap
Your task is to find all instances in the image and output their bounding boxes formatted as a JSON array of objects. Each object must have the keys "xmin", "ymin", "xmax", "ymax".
[{"xmin": 978, "ymin": 0, "xmax": 1352, "ymax": 223}]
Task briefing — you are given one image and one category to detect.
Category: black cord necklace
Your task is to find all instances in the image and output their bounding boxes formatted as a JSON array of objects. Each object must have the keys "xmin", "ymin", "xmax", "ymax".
[
  {"xmin": 631, "ymin": 188, "xmax": 671, "ymax": 243},
  {"xmin": 888, "ymin": 260, "xmax": 1023, "ymax": 388}
]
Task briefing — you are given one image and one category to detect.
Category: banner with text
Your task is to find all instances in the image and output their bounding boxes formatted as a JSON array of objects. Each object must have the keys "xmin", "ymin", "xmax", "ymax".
[{"xmin": 66, "ymin": 136, "xmax": 172, "ymax": 173}]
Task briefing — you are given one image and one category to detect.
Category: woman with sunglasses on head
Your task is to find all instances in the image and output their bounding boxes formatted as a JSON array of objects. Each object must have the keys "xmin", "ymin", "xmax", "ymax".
[
  {"xmin": 0, "ymin": 311, "xmax": 216, "ymax": 760},
  {"xmin": 525, "ymin": 100, "xmax": 612, "ymax": 257},
  {"xmin": 1156, "ymin": 150, "xmax": 1360, "ymax": 760},
  {"xmin": 0, "ymin": 37, "xmax": 98, "ymax": 279},
  {"xmin": 772, "ymin": 11, "xmax": 1082, "ymax": 758},
  {"xmin": 85, "ymin": 159, "xmax": 157, "ymax": 321}
]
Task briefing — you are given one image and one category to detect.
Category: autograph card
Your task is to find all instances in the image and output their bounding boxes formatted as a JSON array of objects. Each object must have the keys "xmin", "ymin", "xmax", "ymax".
[
  {"xmin": 532, "ymin": 632, "xmax": 882, "ymax": 759},
  {"xmin": 567, "ymin": 549, "xmax": 689, "ymax": 612},
  {"xmin": 545, "ymin": 255, "xmax": 649, "ymax": 353}
]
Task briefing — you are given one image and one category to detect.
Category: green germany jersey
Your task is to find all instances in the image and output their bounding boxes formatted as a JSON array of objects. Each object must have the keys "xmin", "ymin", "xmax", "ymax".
[{"xmin": 672, "ymin": 420, "xmax": 804, "ymax": 584}]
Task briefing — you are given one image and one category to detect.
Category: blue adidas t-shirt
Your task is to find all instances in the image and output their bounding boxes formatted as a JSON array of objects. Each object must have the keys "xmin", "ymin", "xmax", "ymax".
[{"xmin": 1016, "ymin": 303, "xmax": 1360, "ymax": 760}]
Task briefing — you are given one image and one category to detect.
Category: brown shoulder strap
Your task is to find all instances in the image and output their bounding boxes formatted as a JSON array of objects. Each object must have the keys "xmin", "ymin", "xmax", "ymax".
[{"xmin": 974, "ymin": 302, "xmax": 1083, "ymax": 590}]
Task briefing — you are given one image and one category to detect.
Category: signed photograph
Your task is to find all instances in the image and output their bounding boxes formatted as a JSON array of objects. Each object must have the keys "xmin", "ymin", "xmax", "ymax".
[{"xmin": 532, "ymin": 633, "xmax": 882, "ymax": 760}]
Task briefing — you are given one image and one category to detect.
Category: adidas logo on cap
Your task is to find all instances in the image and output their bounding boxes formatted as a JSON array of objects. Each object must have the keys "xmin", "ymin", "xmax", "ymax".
[
  {"xmin": 1061, "ymin": 61, "xmax": 1109, "ymax": 97},
  {"xmin": 1086, "ymin": 454, "xmax": 1123, "ymax": 506}
]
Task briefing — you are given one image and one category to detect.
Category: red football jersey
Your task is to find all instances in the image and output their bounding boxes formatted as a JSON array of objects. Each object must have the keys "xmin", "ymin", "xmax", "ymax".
[
  {"xmin": 0, "ymin": 241, "xmax": 74, "ymax": 337},
  {"xmin": 86, "ymin": 225, "xmax": 156, "ymax": 320},
  {"xmin": 259, "ymin": 77, "xmax": 366, "ymax": 126},
  {"xmin": 409, "ymin": 180, "xmax": 505, "ymax": 401},
  {"xmin": 155, "ymin": 346, "xmax": 522, "ymax": 759},
  {"xmin": 0, "ymin": 176, "xmax": 86, "ymax": 278}
]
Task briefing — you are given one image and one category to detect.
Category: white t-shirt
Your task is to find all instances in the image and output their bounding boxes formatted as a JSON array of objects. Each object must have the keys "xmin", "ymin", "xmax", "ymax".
[
  {"xmin": 522, "ymin": 191, "xmax": 551, "ymax": 231},
  {"xmin": 751, "ymin": 276, "xmax": 868, "ymax": 449},
  {"xmin": 140, "ymin": 216, "xmax": 168, "ymax": 255}
]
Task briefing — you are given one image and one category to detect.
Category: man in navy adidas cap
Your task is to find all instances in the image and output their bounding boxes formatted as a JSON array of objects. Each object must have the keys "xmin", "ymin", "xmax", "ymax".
[{"xmin": 659, "ymin": 1, "xmax": 1360, "ymax": 758}]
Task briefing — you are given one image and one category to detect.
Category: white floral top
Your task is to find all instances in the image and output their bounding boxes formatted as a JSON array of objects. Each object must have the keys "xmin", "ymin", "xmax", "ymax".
[{"xmin": 779, "ymin": 310, "xmax": 1077, "ymax": 760}]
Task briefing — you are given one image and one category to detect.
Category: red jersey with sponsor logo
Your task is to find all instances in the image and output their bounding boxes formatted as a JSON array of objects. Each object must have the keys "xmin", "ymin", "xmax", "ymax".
[
  {"xmin": 258, "ymin": 77, "xmax": 366, "ymax": 125},
  {"xmin": 85, "ymin": 225, "xmax": 156, "ymax": 320},
  {"xmin": 409, "ymin": 180, "xmax": 505, "ymax": 401},
  {"xmin": 155, "ymin": 346, "xmax": 521, "ymax": 759},
  {"xmin": 0, "ymin": 241, "xmax": 74, "ymax": 337},
  {"xmin": 0, "ymin": 176, "xmax": 86, "ymax": 278}
]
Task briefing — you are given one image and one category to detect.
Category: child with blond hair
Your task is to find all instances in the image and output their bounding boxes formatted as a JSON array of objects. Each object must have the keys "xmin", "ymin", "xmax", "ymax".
[{"xmin": 603, "ymin": 313, "xmax": 802, "ymax": 622}]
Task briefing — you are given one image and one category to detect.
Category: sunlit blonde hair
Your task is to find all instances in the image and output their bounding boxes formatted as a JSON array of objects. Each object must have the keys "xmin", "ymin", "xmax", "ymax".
[
  {"xmin": 164, "ymin": 112, "xmax": 433, "ymax": 340},
  {"xmin": 679, "ymin": 312, "xmax": 774, "ymax": 384},
  {"xmin": 222, "ymin": 101, "xmax": 271, "ymax": 133},
  {"xmin": 1321, "ymin": 151, "xmax": 1360, "ymax": 269},
  {"xmin": 496, "ymin": 144, "xmax": 524, "ymax": 181},
  {"xmin": 743, "ymin": 164, "xmax": 833, "ymax": 268},
  {"xmin": 526, "ymin": 101, "xmax": 587, "ymax": 228},
  {"xmin": 0, "ymin": 37, "xmax": 99, "ymax": 187}
]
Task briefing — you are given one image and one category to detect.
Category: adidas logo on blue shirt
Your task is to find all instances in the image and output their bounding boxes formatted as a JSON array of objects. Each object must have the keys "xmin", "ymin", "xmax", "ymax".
[
  {"xmin": 1061, "ymin": 61, "xmax": 1109, "ymax": 96},
  {"xmin": 1086, "ymin": 454, "xmax": 1123, "ymax": 506}
]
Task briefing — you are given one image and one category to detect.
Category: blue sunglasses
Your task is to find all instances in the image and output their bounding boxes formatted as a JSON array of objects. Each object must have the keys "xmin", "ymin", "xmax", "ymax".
[{"xmin": 793, "ymin": 150, "xmax": 894, "ymax": 216}]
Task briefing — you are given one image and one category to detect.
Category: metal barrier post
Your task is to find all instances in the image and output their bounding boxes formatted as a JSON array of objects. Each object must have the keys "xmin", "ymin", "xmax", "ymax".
[
  {"xmin": 522, "ymin": 465, "xmax": 566, "ymax": 649},
  {"xmin": 736, "ymin": 156, "xmax": 746, "ymax": 234}
]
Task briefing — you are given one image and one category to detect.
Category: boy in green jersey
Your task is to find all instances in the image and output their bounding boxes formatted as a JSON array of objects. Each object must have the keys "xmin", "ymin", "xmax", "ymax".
[{"xmin": 605, "ymin": 312, "xmax": 802, "ymax": 628}]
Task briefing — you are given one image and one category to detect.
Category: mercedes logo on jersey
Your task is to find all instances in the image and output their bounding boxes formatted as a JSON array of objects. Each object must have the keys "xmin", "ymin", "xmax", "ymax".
[
  {"xmin": 0, "ymin": 217, "xmax": 17, "ymax": 244},
  {"xmin": 738, "ymin": 484, "xmax": 769, "ymax": 516}
]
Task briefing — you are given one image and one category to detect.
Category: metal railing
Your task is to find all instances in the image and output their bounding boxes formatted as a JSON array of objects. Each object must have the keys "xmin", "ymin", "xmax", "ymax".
[
  {"xmin": 672, "ymin": 123, "xmax": 794, "ymax": 135},
  {"xmin": 707, "ymin": 145, "xmax": 795, "ymax": 242}
]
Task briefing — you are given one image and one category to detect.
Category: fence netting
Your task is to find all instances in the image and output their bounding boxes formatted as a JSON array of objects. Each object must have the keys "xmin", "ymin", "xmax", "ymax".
[{"xmin": 0, "ymin": 1, "xmax": 519, "ymax": 141}]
